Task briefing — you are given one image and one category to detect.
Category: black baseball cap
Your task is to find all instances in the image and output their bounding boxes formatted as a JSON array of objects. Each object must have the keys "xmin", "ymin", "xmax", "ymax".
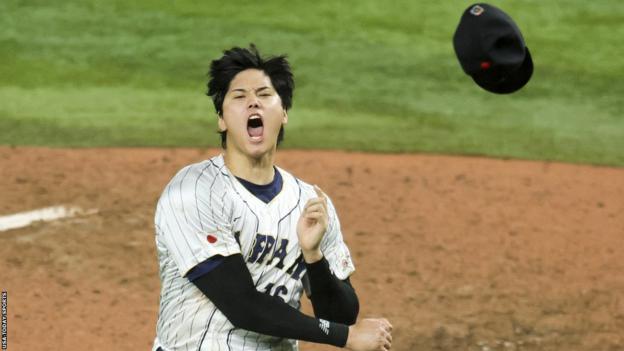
[{"xmin": 453, "ymin": 3, "xmax": 533, "ymax": 94}]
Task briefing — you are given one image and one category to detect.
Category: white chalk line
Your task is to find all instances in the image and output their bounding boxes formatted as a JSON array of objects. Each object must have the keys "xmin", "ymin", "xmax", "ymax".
[{"xmin": 0, "ymin": 206, "xmax": 98, "ymax": 232}]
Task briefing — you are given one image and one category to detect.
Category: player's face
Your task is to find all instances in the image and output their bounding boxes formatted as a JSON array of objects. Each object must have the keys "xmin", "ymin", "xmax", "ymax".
[{"xmin": 219, "ymin": 69, "xmax": 288, "ymax": 159}]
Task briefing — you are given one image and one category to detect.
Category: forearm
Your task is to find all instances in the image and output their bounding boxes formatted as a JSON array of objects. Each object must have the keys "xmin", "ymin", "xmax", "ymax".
[
  {"xmin": 306, "ymin": 257, "xmax": 359, "ymax": 325},
  {"xmin": 225, "ymin": 288, "xmax": 348, "ymax": 346},
  {"xmin": 192, "ymin": 254, "xmax": 349, "ymax": 347}
]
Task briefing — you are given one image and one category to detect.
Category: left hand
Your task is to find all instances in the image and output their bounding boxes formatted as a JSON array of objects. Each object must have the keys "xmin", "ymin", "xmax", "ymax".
[{"xmin": 296, "ymin": 185, "xmax": 328, "ymax": 263}]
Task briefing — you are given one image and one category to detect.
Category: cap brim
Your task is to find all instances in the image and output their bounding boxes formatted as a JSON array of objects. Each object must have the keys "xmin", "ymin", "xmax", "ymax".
[{"xmin": 472, "ymin": 48, "xmax": 533, "ymax": 94}]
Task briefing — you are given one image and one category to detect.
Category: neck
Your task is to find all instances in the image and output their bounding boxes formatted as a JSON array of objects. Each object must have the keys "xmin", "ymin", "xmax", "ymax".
[{"xmin": 223, "ymin": 147, "xmax": 276, "ymax": 185}]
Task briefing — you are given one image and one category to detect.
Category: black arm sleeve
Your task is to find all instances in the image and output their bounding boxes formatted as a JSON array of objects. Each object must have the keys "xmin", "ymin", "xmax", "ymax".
[
  {"xmin": 191, "ymin": 254, "xmax": 349, "ymax": 347},
  {"xmin": 305, "ymin": 257, "xmax": 359, "ymax": 325}
]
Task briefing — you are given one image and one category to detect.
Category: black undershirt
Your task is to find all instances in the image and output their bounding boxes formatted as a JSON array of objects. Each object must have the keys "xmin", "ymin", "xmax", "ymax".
[{"xmin": 234, "ymin": 167, "xmax": 283, "ymax": 203}]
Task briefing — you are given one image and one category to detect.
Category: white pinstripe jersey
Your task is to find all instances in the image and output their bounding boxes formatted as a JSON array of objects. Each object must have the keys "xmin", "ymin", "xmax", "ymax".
[{"xmin": 153, "ymin": 154, "xmax": 355, "ymax": 351}]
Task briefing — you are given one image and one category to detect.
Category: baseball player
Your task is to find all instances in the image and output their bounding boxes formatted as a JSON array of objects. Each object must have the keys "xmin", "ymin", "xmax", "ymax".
[{"xmin": 153, "ymin": 45, "xmax": 393, "ymax": 351}]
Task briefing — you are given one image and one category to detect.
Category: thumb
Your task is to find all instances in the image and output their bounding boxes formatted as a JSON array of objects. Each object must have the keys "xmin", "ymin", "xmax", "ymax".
[{"xmin": 313, "ymin": 185, "xmax": 326, "ymax": 199}]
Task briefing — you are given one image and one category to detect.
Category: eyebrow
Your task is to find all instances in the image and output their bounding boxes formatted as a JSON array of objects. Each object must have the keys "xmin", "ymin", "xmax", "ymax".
[{"xmin": 230, "ymin": 86, "xmax": 272, "ymax": 93}]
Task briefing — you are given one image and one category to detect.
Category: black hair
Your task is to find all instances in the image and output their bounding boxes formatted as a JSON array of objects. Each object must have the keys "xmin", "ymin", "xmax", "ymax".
[{"xmin": 207, "ymin": 44, "xmax": 294, "ymax": 148}]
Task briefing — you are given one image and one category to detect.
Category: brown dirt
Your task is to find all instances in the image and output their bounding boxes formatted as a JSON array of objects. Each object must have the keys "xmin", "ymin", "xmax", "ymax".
[{"xmin": 1, "ymin": 146, "xmax": 623, "ymax": 351}]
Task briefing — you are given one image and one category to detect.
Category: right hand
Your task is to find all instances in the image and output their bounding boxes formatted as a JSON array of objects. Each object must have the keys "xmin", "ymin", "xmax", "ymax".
[
  {"xmin": 345, "ymin": 318, "xmax": 393, "ymax": 351},
  {"xmin": 297, "ymin": 185, "xmax": 329, "ymax": 263}
]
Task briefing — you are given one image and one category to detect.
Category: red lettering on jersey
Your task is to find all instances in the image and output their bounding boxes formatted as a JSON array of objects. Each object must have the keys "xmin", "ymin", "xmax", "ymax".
[{"xmin": 207, "ymin": 234, "xmax": 218, "ymax": 244}]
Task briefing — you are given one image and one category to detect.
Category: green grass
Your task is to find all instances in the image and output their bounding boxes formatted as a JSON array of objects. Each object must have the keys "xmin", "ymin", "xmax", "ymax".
[{"xmin": 1, "ymin": 0, "xmax": 623, "ymax": 166}]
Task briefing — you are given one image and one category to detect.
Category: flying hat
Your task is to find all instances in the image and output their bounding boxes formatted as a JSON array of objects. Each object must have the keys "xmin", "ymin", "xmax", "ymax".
[{"xmin": 453, "ymin": 3, "xmax": 533, "ymax": 94}]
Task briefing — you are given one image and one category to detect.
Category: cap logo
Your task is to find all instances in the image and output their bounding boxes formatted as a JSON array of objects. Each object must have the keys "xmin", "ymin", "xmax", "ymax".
[{"xmin": 470, "ymin": 5, "xmax": 485, "ymax": 16}]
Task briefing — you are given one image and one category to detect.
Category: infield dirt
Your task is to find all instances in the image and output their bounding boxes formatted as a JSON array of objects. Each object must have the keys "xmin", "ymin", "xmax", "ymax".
[{"xmin": 1, "ymin": 147, "xmax": 623, "ymax": 351}]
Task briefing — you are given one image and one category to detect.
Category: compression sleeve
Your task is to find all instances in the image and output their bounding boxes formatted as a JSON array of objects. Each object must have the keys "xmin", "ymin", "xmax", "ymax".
[
  {"xmin": 306, "ymin": 257, "xmax": 359, "ymax": 325},
  {"xmin": 191, "ymin": 254, "xmax": 349, "ymax": 347}
]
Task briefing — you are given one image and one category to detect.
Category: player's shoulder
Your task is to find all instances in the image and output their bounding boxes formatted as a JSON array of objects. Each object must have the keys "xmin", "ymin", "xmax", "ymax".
[
  {"xmin": 160, "ymin": 154, "xmax": 230, "ymax": 200},
  {"xmin": 170, "ymin": 154, "xmax": 226, "ymax": 183},
  {"xmin": 275, "ymin": 166, "xmax": 309, "ymax": 193},
  {"xmin": 276, "ymin": 167, "xmax": 332, "ymax": 202}
]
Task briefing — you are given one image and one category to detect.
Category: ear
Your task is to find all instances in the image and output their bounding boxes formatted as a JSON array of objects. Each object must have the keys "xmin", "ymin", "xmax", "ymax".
[
  {"xmin": 282, "ymin": 110, "xmax": 288, "ymax": 124},
  {"xmin": 217, "ymin": 115, "xmax": 227, "ymax": 132}
]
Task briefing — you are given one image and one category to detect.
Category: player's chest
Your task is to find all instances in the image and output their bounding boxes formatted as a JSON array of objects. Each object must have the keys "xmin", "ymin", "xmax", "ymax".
[
  {"xmin": 232, "ymin": 203, "xmax": 301, "ymax": 244},
  {"xmin": 232, "ymin": 196, "xmax": 303, "ymax": 253}
]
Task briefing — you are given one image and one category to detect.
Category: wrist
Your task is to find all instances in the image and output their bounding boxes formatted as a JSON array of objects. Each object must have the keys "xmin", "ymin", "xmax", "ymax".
[
  {"xmin": 302, "ymin": 249, "xmax": 323, "ymax": 263},
  {"xmin": 344, "ymin": 325, "xmax": 353, "ymax": 349}
]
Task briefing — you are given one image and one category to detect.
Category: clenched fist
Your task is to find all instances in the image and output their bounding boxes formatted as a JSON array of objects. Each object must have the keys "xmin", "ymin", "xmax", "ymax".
[{"xmin": 345, "ymin": 318, "xmax": 393, "ymax": 351}]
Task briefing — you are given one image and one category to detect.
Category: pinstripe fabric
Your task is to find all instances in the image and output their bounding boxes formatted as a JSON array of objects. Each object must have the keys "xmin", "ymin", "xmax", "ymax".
[{"xmin": 153, "ymin": 155, "xmax": 355, "ymax": 351}]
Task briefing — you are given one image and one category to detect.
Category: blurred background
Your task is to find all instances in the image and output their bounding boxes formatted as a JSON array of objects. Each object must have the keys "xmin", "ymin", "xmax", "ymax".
[{"xmin": 1, "ymin": 0, "xmax": 623, "ymax": 166}]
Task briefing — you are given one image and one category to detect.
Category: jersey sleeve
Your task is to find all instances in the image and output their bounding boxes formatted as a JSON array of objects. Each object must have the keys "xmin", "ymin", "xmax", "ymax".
[
  {"xmin": 320, "ymin": 196, "xmax": 355, "ymax": 280},
  {"xmin": 155, "ymin": 163, "xmax": 241, "ymax": 277}
]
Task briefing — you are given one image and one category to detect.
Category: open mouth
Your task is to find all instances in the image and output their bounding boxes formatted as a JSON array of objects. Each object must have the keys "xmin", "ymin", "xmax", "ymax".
[{"xmin": 247, "ymin": 114, "xmax": 264, "ymax": 140}]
